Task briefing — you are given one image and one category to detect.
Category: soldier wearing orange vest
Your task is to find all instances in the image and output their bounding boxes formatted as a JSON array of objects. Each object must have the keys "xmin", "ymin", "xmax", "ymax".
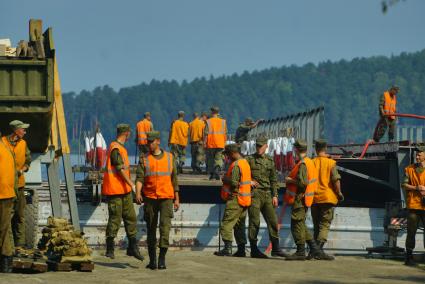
[
  {"xmin": 189, "ymin": 112, "xmax": 206, "ymax": 173},
  {"xmin": 402, "ymin": 146, "xmax": 425, "ymax": 266},
  {"xmin": 204, "ymin": 106, "xmax": 227, "ymax": 180},
  {"xmin": 0, "ymin": 133, "xmax": 16, "ymax": 273},
  {"xmin": 311, "ymin": 139, "xmax": 343, "ymax": 260},
  {"xmin": 136, "ymin": 112, "xmax": 154, "ymax": 155},
  {"xmin": 168, "ymin": 111, "xmax": 189, "ymax": 174},
  {"xmin": 284, "ymin": 139, "xmax": 320, "ymax": 261},
  {"xmin": 2, "ymin": 120, "xmax": 31, "ymax": 254},
  {"xmin": 135, "ymin": 131, "xmax": 180, "ymax": 270},
  {"xmin": 102, "ymin": 124, "xmax": 144, "ymax": 262},
  {"xmin": 373, "ymin": 86, "xmax": 399, "ymax": 142},
  {"xmin": 214, "ymin": 143, "xmax": 252, "ymax": 257}
]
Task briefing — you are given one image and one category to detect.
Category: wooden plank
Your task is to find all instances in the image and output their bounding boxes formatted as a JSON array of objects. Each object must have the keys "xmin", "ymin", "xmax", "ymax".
[{"xmin": 53, "ymin": 59, "xmax": 70, "ymax": 154}]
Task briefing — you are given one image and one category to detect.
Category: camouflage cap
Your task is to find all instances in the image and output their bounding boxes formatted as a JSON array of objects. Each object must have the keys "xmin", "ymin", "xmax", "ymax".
[
  {"xmin": 224, "ymin": 143, "xmax": 240, "ymax": 154},
  {"xmin": 210, "ymin": 106, "xmax": 219, "ymax": 113},
  {"xmin": 256, "ymin": 136, "xmax": 268, "ymax": 146},
  {"xmin": 147, "ymin": 131, "xmax": 161, "ymax": 141},
  {"xmin": 245, "ymin": 117, "xmax": 254, "ymax": 124},
  {"xmin": 293, "ymin": 139, "xmax": 308, "ymax": 151},
  {"xmin": 178, "ymin": 110, "xmax": 185, "ymax": 116},
  {"xmin": 314, "ymin": 139, "xmax": 327, "ymax": 150},
  {"xmin": 144, "ymin": 112, "xmax": 151, "ymax": 117},
  {"xmin": 116, "ymin": 123, "xmax": 131, "ymax": 135},
  {"xmin": 390, "ymin": 85, "xmax": 400, "ymax": 92},
  {"xmin": 10, "ymin": 120, "xmax": 30, "ymax": 131},
  {"xmin": 416, "ymin": 145, "xmax": 425, "ymax": 153}
]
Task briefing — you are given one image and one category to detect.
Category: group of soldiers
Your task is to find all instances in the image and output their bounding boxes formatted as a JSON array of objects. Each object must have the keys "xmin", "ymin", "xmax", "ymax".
[{"xmin": 0, "ymin": 120, "xmax": 31, "ymax": 273}]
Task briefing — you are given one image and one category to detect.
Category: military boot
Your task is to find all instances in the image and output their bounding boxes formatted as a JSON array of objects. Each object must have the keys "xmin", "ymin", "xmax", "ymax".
[
  {"xmin": 233, "ymin": 244, "xmax": 246, "ymax": 257},
  {"xmin": 271, "ymin": 238, "xmax": 288, "ymax": 257},
  {"xmin": 158, "ymin": 248, "xmax": 167, "ymax": 270},
  {"xmin": 285, "ymin": 245, "xmax": 306, "ymax": 261},
  {"xmin": 306, "ymin": 240, "xmax": 320, "ymax": 260},
  {"xmin": 214, "ymin": 241, "xmax": 232, "ymax": 256},
  {"xmin": 0, "ymin": 255, "xmax": 13, "ymax": 273},
  {"xmin": 250, "ymin": 241, "xmax": 268, "ymax": 258},
  {"xmin": 214, "ymin": 166, "xmax": 221, "ymax": 180},
  {"xmin": 105, "ymin": 237, "xmax": 115, "ymax": 259},
  {"xmin": 404, "ymin": 249, "xmax": 416, "ymax": 266},
  {"xmin": 316, "ymin": 241, "xmax": 335, "ymax": 260},
  {"xmin": 146, "ymin": 246, "xmax": 157, "ymax": 270},
  {"xmin": 126, "ymin": 237, "xmax": 144, "ymax": 261}
]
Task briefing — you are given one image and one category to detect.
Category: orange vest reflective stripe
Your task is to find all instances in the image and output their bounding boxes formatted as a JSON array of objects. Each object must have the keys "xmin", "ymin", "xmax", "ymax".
[
  {"xmin": 404, "ymin": 165, "xmax": 425, "ymax": 210},
  {"xmin": 142, "ymin": 151, "xmax": 175, "ymax": 199},
  {"xmin": 169, "ymin": 120, "xmax": 189, "ymax": 146},
  {"xmin": 189, "ymin": 118, "xmax": 206, "ymax": 143},
  {"xmin": 2, "ymin": 136, "xmax": 27, "ymax": 188},
  {"xmin": 102, "ymin": 141, "xmax": 131, "ymax": 196},
  {"xmin": 313, "ymin": 156, "xmax": 338, "ymax": 205},
  {"xmin": 0, "ymin": 140, "xmax": 16, "ymax": 199},
  {"xmin": 137, "ymin": 119, "xmax": 152, "ymax": 145},
  {"xmin": 221, "ymin": 158, "xmax": 252, "ymax": 207},
  {"xmin": 206, "ymin": 117, "xmax": 226, "ymax": 149},
  {"xmin": 383, "ymin": 91, "xmax": 397, "ymax": 120},
  {"xmin": 284, "ymin": 157, "xmax": 318, "ymax": 207}
]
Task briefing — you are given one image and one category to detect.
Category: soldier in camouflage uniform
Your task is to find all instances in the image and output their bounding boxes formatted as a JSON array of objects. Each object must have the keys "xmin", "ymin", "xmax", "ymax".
[
  {"xmin": 234, "ymin": 117, "xmax": 263, "ymax": 144},
  {"xmin": 245, "ymin": 136, "xmax": 287, "ymax": 258}
]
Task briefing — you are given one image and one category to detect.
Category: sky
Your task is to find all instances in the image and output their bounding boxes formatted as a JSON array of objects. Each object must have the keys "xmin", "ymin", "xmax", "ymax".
[{"xmin": 1, "ymin": 0, "xmax": 425, "ymax": 93}]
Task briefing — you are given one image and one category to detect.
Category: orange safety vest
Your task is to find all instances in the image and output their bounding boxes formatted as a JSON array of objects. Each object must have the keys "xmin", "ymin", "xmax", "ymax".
[
  {"xmin": 142, "ymin": 151, "xmax": 175, "ymax": 199},
  {"xmin": 206, "ymin": 117, "xmax": 226, "ymax": 149},
  {"xmin": 383, "ymin": 91, "xmax": 397, "ymax": 120},
  {"xmin": 137, "ymin": 119, "xmax": 152, "ymax": 145},
  {"xmin": 189, "ymin": 118, "xmax": 206, "ymax": 143},
  {"xmin": 102, "ymin": 141, "xmax": 131, "ymax": 196},
  {"xmin": 313, "ymin": 156, "xmax": 338, "ymax": 205},
  {"xmin": 404, "ymin": 164, "xmax": 425, "ymax": 210},
  {"xmin": 221, "ymin": 158, "xmax": 252, "ymax": 207},
  {"xmin": 2, "ymin": 136, "xmax": 27, "ymax": 188},
  {"xmin": 169, "ymin": 120, "xmax": 189, "ymax": 146},
  {"xmin": 0, "ymin": 140, "xmax": 16, "ymax": 199},
  {"xmin": 284, "ymin": 157, "xmax": 318, "ymax": 207}
]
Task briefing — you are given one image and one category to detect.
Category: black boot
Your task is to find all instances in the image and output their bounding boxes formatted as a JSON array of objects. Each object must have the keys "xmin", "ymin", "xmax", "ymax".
[
  {"xmin": 126, "ymin": 237, "xmax": 144, "ymax": 261},
  {"xmin": 306, "ymin": 240, "xmax": 320, "ymax": 260},
  {"xmin": 214, "ymin": 241, "xmax": 232, "ymax": 256},
  {"xmin": 158, "ymin": 248, "xmax": 167, "ymax": 269},
  {"xmin": 0, "ymin": 255, "xmax": 13, "ymax": 273},
  {"xmin": 316, "ymin": 241, "xmax": 334, "ymax": 260},
  {"xmin": 105, "ymin": 237, "xmax": 115, "ymax": 259},
  {"xmin": 233, "ymin": 244, "xmax": 246, "ymax": 257},
  {"xmin": 250, "ymin": 241, "xmax": 268, "ymax": 258},
  {"xmin": 214, "ymin": 166, "xmax": 221, "ymax": 180},
  {"xmin": 146, "ymin": 246, "xmax": 157, "ymax": 270},
  {"xmin": 285, "ymin": 245, "xmax": 306, "ymax": 261},
  {"xmin": 271, "ymin": 238, "xmax": 288, "ymax": 257},
  {"xmin": 404, "ymin": 249, "xmax": 416, "ymax": 266}
]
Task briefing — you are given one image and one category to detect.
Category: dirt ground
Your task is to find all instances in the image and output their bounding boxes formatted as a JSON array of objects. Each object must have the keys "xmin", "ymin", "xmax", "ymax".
[{"xmin": 2, "ymin": 250, "xmax": 425, "ymax": 284}]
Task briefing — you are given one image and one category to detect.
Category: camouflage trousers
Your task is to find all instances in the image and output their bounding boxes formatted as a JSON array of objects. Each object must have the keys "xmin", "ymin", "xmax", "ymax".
[
  {"xmin": 170, "ymin": 144, "xmax": 186, "ymax": 169},
  {"xmin": 190, "ymin": 142, "xmax": 205, "ymax": 170},
  {"xmin": 138, "ymin": 144, "xmax": 149, "ymax": 155},
  {"xmin": 291, "ymin": 197, "xmax": 313, "ymax": 246},
  {"xmin": 248, "ymin": 189, "xmax": 279, "ymax": 242},
  {"xmin": 373, "ymin": 117, "xmax": 396, "ymax": 142},
  {"xmin": 0, "ymin": 198, "xmax": 14, "ymax": 256},
  {"xmin": 311, "ymin": 203, "xmax": 334, "ymax": 243},
  {"xmin": 405, "ymin": 209, "xmax": 425, "ymax": 251},
  {"xmin": 220, "ymin": 196, "xmax": 247, "ymax": 245},
  {"xmin": 106, "ymin": 193, "xmax": 137, "ymax": 239},
  {"xmin": 206, "ymin": 148, "xmax": 224, "ymax": 174},
  {"xmin": 12, "ymin": 188, "xmax": 26, "ymax": 247},
  {"xmin": 143, "ymin": 198, "xmax": 173, "ymax": 248}
]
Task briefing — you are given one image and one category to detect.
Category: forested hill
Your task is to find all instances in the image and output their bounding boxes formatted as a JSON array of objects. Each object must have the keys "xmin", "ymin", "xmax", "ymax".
[{"xmin": 63, "ymin": 49, "xmax": 425, "ymax": 151}]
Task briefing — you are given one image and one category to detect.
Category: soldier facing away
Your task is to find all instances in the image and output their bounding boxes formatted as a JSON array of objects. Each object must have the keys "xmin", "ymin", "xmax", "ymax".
[
  {"xmin": 169, "ymin": 111, "xmax": 189, "ymax": 174},
  {"xmin": 136, "ymin": 112, "xmax": 154, "ymax": 155}
]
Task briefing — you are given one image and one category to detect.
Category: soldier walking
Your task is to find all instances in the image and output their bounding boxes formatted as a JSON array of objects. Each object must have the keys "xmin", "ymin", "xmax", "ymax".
[
  {"xmin": 284, "ymin": 139, "xmax": 320, "ymax": 261},
  {"xmin": 205, "ymin": 106, "xmax": 227, "ymax": 180},
  {"xmin": 169, "ymin": 111, "xmax": 189, "ymax": 174},
  {"xmin": 311, "ymin": 139, "xmax": 343, "ymax": 260},
  {"xmin": 135, "ymin": 131, "xmax": 180, "ymax": 270},
  {"xmin": 2, "ymin": 120, "xmax": 31, "ymax": 254},
  {"xmin": 246, "ymin": 136, "xmax": 287, "ymax": 258},
  {"xmin": 102, "ymin": 124, "xmax": 144, "ymax": 261},
  {"xmin": 214, "ymin": 144, "xmax": 251, "ymax": 256}
]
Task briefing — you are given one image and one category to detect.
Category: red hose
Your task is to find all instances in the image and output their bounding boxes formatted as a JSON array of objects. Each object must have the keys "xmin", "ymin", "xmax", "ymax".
[
  {"xmin": 359, "ymin": 139, "xmax": 374, "ymax": 159},
  {"xmin": 385, "ymin": 113, "xmax": 425, "ymax": 120}
]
